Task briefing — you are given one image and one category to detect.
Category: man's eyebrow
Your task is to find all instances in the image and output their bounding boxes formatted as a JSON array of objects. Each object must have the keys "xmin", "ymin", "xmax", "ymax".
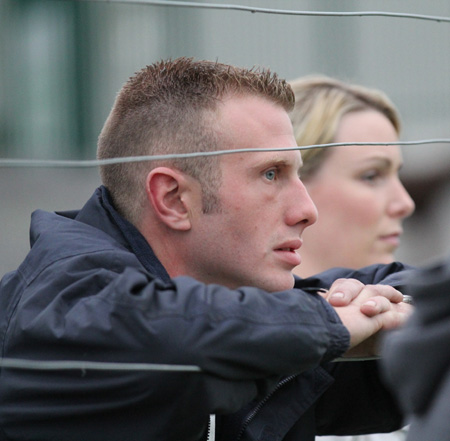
[{"xmin": 253, "ymin": 156, "xmax": 301, "ymax": 169}]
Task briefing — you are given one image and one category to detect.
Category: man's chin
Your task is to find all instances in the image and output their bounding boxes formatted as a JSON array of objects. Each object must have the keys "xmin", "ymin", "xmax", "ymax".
[{"xmin": 262, "ymin": 274, "xmax": 295, "ymax": 293}]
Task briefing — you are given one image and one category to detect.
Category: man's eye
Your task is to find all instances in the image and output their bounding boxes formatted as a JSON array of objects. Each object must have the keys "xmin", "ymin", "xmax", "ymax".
[{"xmin": 265, "ymin": 169, "xmax": 277, "ymax": 181}]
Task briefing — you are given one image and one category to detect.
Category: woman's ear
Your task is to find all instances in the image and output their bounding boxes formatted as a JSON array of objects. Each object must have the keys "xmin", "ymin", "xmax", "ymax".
[{"xmin": 145, "ymin": 167, "xmax": 193, "ymax": 231}]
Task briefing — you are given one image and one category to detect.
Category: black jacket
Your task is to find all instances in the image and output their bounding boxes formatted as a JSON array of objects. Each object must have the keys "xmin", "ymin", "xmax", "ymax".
[
  {"xmin": 0, "ymin": 187, "xmax": 404, "ymax": 441},
  {"xmin": 382, "ymin": 257, "xmax": 450, "ymax": 441}
]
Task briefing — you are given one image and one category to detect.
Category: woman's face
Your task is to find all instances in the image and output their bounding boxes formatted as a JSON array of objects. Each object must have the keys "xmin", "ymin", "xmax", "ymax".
[{"xmin": 300, "ymin": 109, "xmax": 415, "ymax": 273}]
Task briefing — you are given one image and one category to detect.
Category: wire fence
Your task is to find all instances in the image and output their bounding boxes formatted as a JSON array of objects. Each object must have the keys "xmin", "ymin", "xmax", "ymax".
[
  {"xmin": 63, "ymin": 0, "xmax": 450, "ymax": 23},
  {"xmin": 1, "ymin": 0, "xmax": 449, "ymax": 373},
  {"xmin": 2, "ymin": 139, "xmax": 450, "ymax": 168}
]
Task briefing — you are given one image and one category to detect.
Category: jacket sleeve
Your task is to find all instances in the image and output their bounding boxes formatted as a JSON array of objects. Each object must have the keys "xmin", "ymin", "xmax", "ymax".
[
  {"xmin": 4, "ymin": 264, "xmax": 349, "ymax": 377},
  {"xmin": 0, "ymin": 250, "xmax": 350, "ymax": 440}
]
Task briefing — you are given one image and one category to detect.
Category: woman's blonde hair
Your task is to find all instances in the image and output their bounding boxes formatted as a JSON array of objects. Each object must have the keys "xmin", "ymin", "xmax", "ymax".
[{"xmin": 289, "ymin": 75, "xmax": 401, "ymax": 179}]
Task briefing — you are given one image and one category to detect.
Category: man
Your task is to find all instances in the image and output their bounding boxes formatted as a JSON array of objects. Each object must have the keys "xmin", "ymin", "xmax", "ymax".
[{"xmin": 0, "ymin": 58, "xmax": 410, "ymax": 441}]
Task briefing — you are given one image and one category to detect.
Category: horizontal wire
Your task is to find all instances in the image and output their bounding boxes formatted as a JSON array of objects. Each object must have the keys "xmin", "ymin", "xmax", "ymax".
[
  {"xmin": 0, "ymin": 355, "xmax": 373, "ymax": 373},
  {"xmin": 69, "ymin": 0, "xmax": 450, "ymax": 24},
  {"xmin": 1, "ymin": 139, "xmax": 449, "ymax": 168},
  {"xmin": 0, "ymin": 357, "xmax": 201, "ymax": 373}
]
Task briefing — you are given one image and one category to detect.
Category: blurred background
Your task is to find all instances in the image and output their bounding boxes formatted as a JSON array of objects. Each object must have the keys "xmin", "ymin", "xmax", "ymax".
[{"xmin": 1, "ymin": 0, "xmax": 450, "ymax": 277}]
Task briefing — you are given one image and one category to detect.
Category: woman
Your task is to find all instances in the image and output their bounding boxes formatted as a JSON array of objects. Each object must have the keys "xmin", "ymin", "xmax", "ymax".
[
  {"xmin": 290, "ymin": 76, "xmax": 413, "ymax": 441},
  {"xmin": 290, "ymin": 75, "xmax": 415, "ymax": 280}
]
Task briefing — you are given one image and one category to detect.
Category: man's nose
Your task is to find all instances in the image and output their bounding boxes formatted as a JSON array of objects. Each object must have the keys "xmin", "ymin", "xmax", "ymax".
[{"xmin": 287, "ymin": 179, "xmax": 318, "ymax": 228}]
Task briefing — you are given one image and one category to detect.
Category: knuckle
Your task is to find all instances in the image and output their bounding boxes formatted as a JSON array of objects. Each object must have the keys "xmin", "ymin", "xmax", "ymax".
[{"xmin": 340, "ymin": 278, "xmax": 363, "ymax": 291}]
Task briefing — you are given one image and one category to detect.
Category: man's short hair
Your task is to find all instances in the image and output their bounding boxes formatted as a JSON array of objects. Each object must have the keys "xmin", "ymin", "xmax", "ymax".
[{"xmin": 97, "ymin": 57, "xmax": 294, "ymax": 225}]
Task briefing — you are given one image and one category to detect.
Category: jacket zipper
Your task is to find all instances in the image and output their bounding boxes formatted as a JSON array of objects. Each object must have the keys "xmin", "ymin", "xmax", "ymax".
[
  {"xmin": 207, "ymin": 414, "xmax": 216, "ymax": 441},
  {"xmin": 235, "ymin": 375, "xmax": 297, "ymax": 441}
]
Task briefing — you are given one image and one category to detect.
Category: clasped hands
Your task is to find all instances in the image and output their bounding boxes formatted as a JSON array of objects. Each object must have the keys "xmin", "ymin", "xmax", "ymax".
[{"xmin": 321, "ymin": 279, "xmax": 413, "ymax": 359}]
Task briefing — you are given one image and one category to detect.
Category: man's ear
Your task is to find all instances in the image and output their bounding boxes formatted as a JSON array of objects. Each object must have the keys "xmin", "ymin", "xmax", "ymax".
[{"xmin": 145, "ymin": 167, "xmax": 194, "ymax": 231}]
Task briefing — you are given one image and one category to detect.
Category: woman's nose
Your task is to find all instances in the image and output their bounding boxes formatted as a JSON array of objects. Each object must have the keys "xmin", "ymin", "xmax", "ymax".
[{"xmin": 389, "ymin": 179, "xmax": 415, "ymax": 219}]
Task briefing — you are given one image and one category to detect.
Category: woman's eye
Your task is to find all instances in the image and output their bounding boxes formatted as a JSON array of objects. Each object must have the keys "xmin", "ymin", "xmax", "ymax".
[
  {"xmin": 361, "ymin": 170, "xmax": 380, "ymax": 182},
  {"xmin": 264, "ymin": 169, "xmax": 277, "ymax": 181}
]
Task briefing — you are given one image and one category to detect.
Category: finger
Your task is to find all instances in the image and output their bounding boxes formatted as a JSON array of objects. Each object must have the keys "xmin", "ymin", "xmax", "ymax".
[
  {"xmin": 394, "ymin": 301, "xmax": 414, "ymax": 317},
  {"xmin": 376, "ymin": 308, "xmax": 410, "ymax": 330},
  {"xmin": 327, "ymin": 278, "xmax": 364, "ymax": 306},
  {"xmin": 360, "ymin": 299, "xmax": 413, "ymax": 326},
  {"xmin": 332, "ymin": 284, "xmax": 404, "ymax": 308},
  {"xmin": 360, "ymin": 284, "xmax": 404, "ymax": 304},
  {"xmin": 360, "ymin": 296, "xmax": 392, "ymax": 317}
]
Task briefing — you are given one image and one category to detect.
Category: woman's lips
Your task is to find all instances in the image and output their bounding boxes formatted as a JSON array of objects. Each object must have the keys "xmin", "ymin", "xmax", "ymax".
[{"xmin": 379, "ymin": 233, "xmax": 401, "ymax": 247}]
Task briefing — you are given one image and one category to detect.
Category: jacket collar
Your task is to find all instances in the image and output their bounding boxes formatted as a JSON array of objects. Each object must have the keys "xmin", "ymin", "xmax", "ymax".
[
  {"xmin": 67, "ymin": 186, "xmax": 172, "ymax": 284},
  {"xmin": 99, "ymin": 186, "xmax": 172, "ymax": 284}
]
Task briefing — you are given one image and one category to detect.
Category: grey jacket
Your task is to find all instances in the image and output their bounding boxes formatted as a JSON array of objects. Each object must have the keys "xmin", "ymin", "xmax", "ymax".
[{"xmin": 382, "ymin": 257, "xmax": 450, "ymax": 441}]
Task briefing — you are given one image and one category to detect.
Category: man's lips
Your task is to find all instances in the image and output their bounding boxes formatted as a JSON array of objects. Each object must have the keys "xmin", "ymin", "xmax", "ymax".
[
  {"xmin": 274, "ymin": 240, "xmax": 302, "ymax": 266},
  {"xmin": 275, "ymin": 239, "xmax": 302, "ymax": 252}
]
